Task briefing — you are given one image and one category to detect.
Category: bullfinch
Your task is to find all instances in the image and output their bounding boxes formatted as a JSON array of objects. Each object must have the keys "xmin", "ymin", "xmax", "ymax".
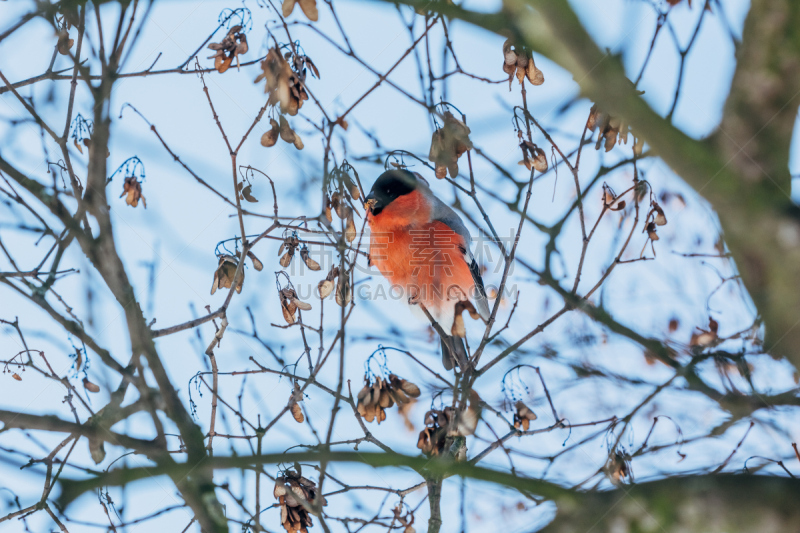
[{"xmin": 364, "ymin": 169, "xmax": 490, "ymax": 370}]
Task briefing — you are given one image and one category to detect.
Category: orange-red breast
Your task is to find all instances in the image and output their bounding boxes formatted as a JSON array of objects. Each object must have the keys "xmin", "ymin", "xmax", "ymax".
[{"xmin": 365, "ymin": 170, "xmax": 490, "ymax": 369}]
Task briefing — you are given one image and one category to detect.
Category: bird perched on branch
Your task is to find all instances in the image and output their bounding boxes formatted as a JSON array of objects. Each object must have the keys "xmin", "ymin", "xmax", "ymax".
[{"xmin": 365, "ymin": 169, "xmax": 490, "ymax": 370}]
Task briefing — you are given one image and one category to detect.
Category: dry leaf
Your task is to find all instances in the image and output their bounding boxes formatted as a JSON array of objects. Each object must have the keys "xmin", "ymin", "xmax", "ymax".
[{"xmin": 83, "ymin": 377, "xmax": 101, "ymax": 393}]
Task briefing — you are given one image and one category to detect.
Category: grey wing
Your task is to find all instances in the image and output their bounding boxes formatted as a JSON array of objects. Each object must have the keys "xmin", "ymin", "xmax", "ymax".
[{"xmin": 429, "ymin": 195, "xmax": 491, "ymax": 321}]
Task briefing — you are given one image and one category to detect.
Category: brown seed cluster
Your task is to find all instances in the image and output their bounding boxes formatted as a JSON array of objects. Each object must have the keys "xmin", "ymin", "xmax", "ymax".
[
  {"xmin": 602, "ymin": 184, "xmax": 627, "ymax": 212},
  {"xmin": 605, "ymin": 450, "xmax": 632, "ymax": 484},
  {"xmin": 645, "ymin": 201, "xmax": 668, "ymax": 241},
  {"xmin": 327, "ymin": 189, "xmax": 358, "ymax": 242},
  {"xmin": 518, "ymin": 139, "xmax": 548, "ymax": 173},
  {"xmin": 278, "ymin": 235, "xmax": 319, "ymax": 270},
  {"xmin": 502, "ymin": 39, "xmax": 544, "ymax": 89},
  {"xmin": 282, "ymin": 0, "xmax": 319, "ymax": 21},
  {"xmin": 428, "ymin": 112, "xmax": 472, "ymax": 179},
  {"xmin": 356, "ymin": 374, "xmax": 421, "ymax": 424},
  {"xmin": 587, "ymin": 91, "xmax": 644, "ymax": 154},
  {"xmin": 120, "ymin": 176, "xmax": 146, "ymax": 208},
  {"xmin": 274, "ymin": 469, "xmax": 325, "ymax": 533},
  {"xmin": 512, "ymin": 401, "xmax": 537, "ymax": 431},
  {"xmin": 417, "ymin": 400, "xmax": 479, "ymax": 457},
  {"xmin": 207, "ymin": 25, "xmax": 248, "ymax": 73},
  {"xmin": 210, "ymin": 255, "xmax": 243, "ymax": 295},
  {"xmin": 315, "ymin": 266, "xmax": 351, "ymax": 307},
  {"xmin": 262, "ymin": 115, "xmax": 304, "ymax": 151},
  {"xmin": 280, "ymin": 287, "xmax": 312, "ymax": 324},
  {"xmin": 255, "ymin": 47, "xmax": 318, "ymax": 117}
]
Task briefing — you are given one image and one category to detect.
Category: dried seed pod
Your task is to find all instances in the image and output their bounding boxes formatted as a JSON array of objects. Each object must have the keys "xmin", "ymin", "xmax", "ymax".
[
  {"xmin": 12, "ymin": 373, "xmax": 21, "ymax": 381},
  {"xmin": 262, "ymin": 118, "xmax": 280, "ymax": 147},
  {"xmin": 283, "ymin": 0, "xmax": 319, "ymax": 21},
  {"xmin": 646, "ymin": 221, "xmax": 659, "ymax": 241},
  {"xmin": 242, "ymin": 184, "xmax": 258, "ymax": 203},
  {"xmin": 83, "ymin": 377, "xmax": 101, "ymax": 393},
  {"xmin": 333, "ymin": 193, "xmax": 346, "ymax": 219},
  {"xmin": 531, "ymin": 146, "xmax": 548, "ymax": 172},
  {"xmin": 281, "ymin": 297, "xmax": 296, "ymax": 324},
  {"xmin": 345, "ymin": 212, "xmax": 357, "ymax": 243},
  {"xmin": 300, "ymin": 247, "xmax": 321, "ymax": 271},
  {"xmin": 290, "ymin": 402, "xmax": 304, "ymax": 423},
  {"xmin": 318, "ymin": 279, "xmax": 334, "ymax": 299},
  {"xmin": 120, "ymin": 176, "xmax": 146, "ymax": 208},
  {"xmin": 451, "ymin": 312, "xmax": 466, "ymax": 338},
  {"xmin": 292, "ymin": 132, "xmax": 304, "ymax": 150},
  {"xmin": 324, "ymin": 196, "xmax": 333, "ymax": 223},
  {"xmin": 279, "ymin": 237, "xmax": 298, "ymax": 268},
  {"xmin": 211, "ymin": 255, "xmax": 243, "ymax": 295},
  {"xmin": 247, "ymin": 251, "xmax": 264, "ymax": 271},
  {"xmin": 294, "ymin": 298, "xmax": 312, "ymax": 311},
  {"xmin": 513, "ymin": 401, "xmax": 537, "ymax": 431},
  {"xmin": 88, "ymin": 436, "xmax": 106, "ymax": 464},
  {"xmin": 279, "ymin": 115, "xmax": 296, "ymax": 143},
  {"xmin": 526, "ymin": 57, "xmax": 544, "ymax": 85},
  {"xmin": 457, "ymin": 407, "xmax": 478, "ymax": 436},
  {"xmin": 57, "ymin": 30, "xmax": 74, "ymax": 55},
  {"xmin": 653, "ymin": 203, "xmax": 667, "ymax": 226},
  {"xmin": 335, "ymin": 274, "xmax": 351, "ymax": 306},
  {"xmin": 504, "ymin": 48, "xmax": 517, "ymax": 66}
]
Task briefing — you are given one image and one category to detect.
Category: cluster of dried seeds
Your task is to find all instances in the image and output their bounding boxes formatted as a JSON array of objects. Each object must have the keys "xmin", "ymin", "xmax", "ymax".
[
  {"xmin": 587, "ymin": 100, "xmax": 644, "ymax": 154},
  {"xmin": 417, "ymin": 398, "xmax": 480, "ymax": 458},
  {"xmin": 428, "ymin": 112, "xmax": 472, "ymax": 179},
  {"xmin": 645, "ymin": 201, "xmax": 668, "ymax": 241},
  {"xmin": 278, "ymin": 235, "xmax": 320, "ymax": 271},
  {"xmin": 356, "ymin": 374, "xmax": 420, "ymax": 424},
  {"xmin": 120, "ymin": 177, "xmax": 146, "ymax": 208},
  {"xmin": 518, "ymin": 139, "xmax": 548, "ymax": 173},
  {"xmin": 316, "ymin": 266, "xmax": 350, "ymax": 306},
  {"xmin": 512, "ymin": 401, "xmax": 537, "ymax": 431},
  {"xmin": 207, "ymin": 25, "xmax": 248, "ymax": 73},
  {"xmin": 274, "ymin": 467, "xmax": 325, "ymax": 533},
  {"xmin": 605, "ymin": 450, "xmax": 632, "ymax": 484},
  {"xmin": 325, "ymin": 189, "xmax": 359, "ymax": 242},
  {"xmin": 210, "ymin": 255, "xmax": 243, "ymax": 295},
  {"xmin": 262, "ymin": 115, "xmax": 304, "ymax": 151},
  {"xmin": 255, "ymin": 47, "xmax": 317, "ymax": 117},
  {"xmin": 502, "ymin": 39, "xmax": 544, "ymax": 89},
  {"xmin": 280, "ymin": 287, "xmax": 312, "ymax": 324},
  {"xmin": 602, "ymin": 184, "xmax": 627, "ymax": 212}
]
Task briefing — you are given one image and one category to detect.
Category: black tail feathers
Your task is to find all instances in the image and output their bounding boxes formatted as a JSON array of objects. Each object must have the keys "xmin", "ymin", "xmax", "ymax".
[{"xmin": 440, "ymin": 335, "xmax": 469, "ymax": 370}]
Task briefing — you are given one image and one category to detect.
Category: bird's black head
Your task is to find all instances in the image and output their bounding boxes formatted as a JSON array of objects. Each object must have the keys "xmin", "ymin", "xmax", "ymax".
[{"xmin": 365, "ymin": 170, "xmax": 418, "ymax": 216}]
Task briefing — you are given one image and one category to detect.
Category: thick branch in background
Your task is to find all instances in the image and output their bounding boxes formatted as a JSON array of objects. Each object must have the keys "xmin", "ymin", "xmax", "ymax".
[
  {"xmin": 386, "ymin": 0, "xmax": 800, "ymax": 365},
  {"xmin": 542, "ymin": 475, "xmax": 800, "ymax": 532}
]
